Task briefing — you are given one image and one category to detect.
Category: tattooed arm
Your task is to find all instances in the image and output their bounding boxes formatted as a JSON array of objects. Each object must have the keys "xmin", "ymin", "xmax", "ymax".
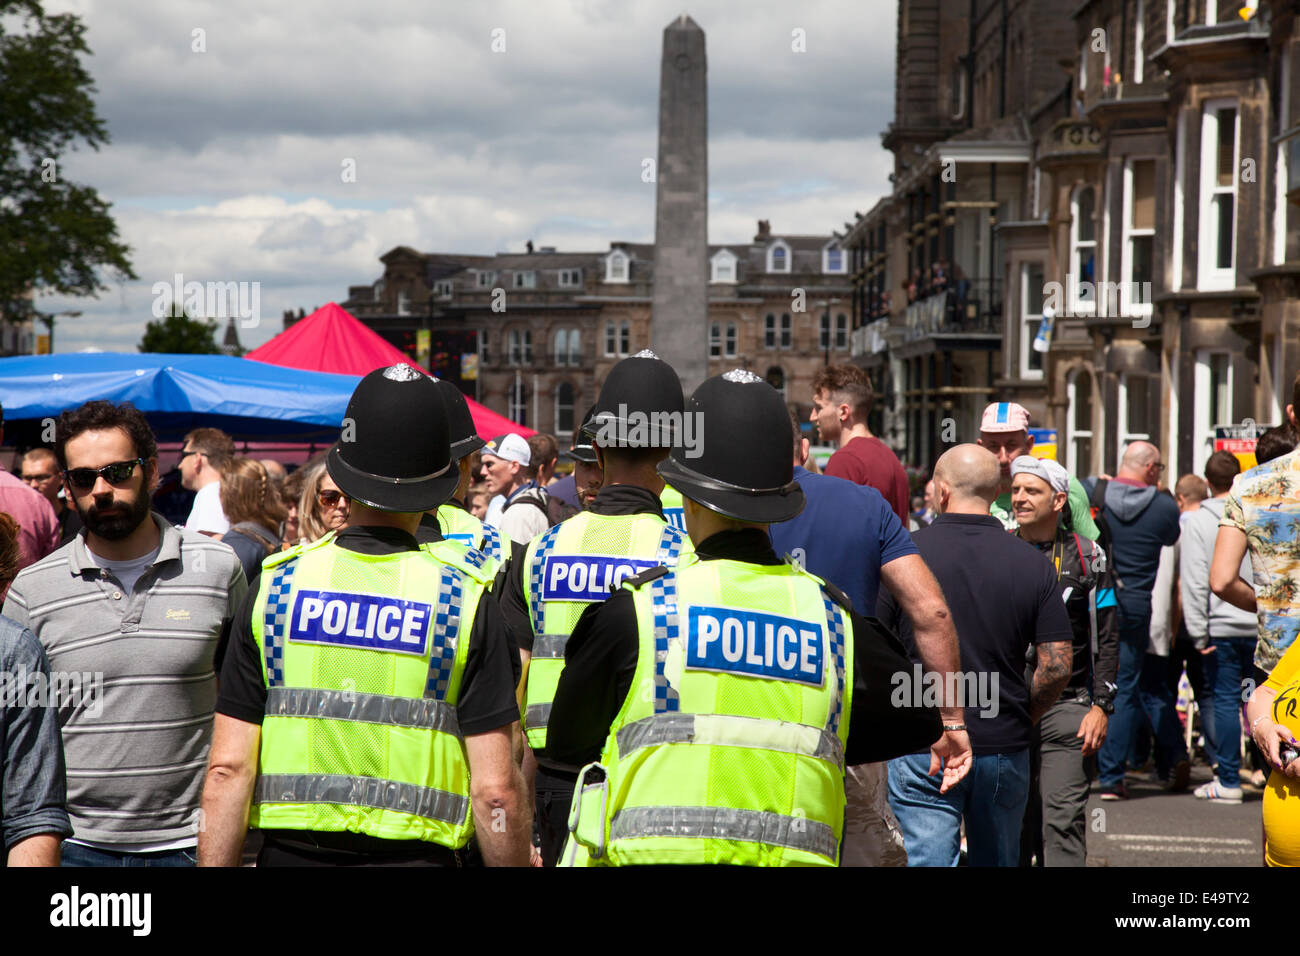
[{"xmin": 1028, "ymin": 641, "xmax": 1072, "ymax": 725}]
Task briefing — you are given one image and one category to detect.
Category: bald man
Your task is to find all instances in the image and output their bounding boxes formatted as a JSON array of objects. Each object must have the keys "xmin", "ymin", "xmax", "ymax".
[
  {"xmin": 878, "ymin": 444, "xmax": 1073, "ymax": 866},
  {"xmin": 1083, "ymin": 441, "xmax": 1184, "ymax": 800}
]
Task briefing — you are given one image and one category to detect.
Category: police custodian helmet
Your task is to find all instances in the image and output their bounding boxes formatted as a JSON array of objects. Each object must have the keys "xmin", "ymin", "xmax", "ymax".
[
  {"xmin": 327, "ymin": 363, "xmax": 460, "ymax": 512},
  {"xmin": 657, "ymin": 368, "xmax": 805, "ymax": 524},
  {"xmin": 583, "ymin": 349, "xmax": 684, "ymax": 449},
  {"xmin": 435, "ymin": 378, "xmax": 486, "ymax": 462}
]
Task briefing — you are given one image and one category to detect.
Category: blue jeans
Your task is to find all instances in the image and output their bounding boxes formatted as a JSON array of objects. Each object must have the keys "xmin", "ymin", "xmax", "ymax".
[
  {"xmin": 60, "ymin": 842, "xmax": 197, "ymax": 867},
  {"xmin": 1206, "ymin": 637, "xmax": 1257, "ymax": 787},
  {"xmin": 887, "ymin": 749, "xmax": 1030, "ymax": 867},
  {"xmin": 1100, "ymin": 619, "xmax": 1187, "ymax": 786}
]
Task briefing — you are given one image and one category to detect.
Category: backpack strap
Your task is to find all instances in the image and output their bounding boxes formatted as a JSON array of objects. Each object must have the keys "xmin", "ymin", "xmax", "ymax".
[{"xmin": 232, "ymin": 521, "xmax": 277, "ymax": 555}]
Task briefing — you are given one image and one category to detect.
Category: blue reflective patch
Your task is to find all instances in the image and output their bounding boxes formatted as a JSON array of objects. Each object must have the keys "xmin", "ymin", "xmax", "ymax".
[
  {"xmin": 541, "ymin": 555, "xmax": 660, "ymax": 602},
  {"xmin": 1096, "ymin": 587, "xmax": 1117, "ymax": 610},
  {"xmin": 685, "ymin": 605, "xmax": 825, "ymax": 686},
  {"xmin": 289, "ymin": 589, "xmax": 432, "ymax": 655},
  {"xmin": 663, "ymin": 507, "xmax": 686, "ymax": 533},
  {"xmin": 445, "ymin": 532, "xmax": 476, "ymax": 547}
]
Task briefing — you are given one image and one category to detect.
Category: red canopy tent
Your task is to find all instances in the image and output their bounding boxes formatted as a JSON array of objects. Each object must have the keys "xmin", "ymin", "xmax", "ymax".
[{"xmin": 247, "ymin": 302, "xmax": 532, "ymax": 439}]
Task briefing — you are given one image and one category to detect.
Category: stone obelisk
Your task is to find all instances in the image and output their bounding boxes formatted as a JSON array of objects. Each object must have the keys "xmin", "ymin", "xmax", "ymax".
[{"xmin": 651, "ymin": 14, "xmax": 708, "ymax": 393}]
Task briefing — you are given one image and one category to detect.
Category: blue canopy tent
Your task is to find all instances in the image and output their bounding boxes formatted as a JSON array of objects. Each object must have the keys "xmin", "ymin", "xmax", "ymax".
[{"xmin": 0, "ymin": 353, "xmax": 359, "ymax": 443}]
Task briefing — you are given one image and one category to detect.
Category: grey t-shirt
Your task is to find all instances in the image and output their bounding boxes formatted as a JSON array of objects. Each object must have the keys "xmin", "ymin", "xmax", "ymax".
[{"xmin": 2, "ymin": 516, "xmax": 246, "ymax": 846}]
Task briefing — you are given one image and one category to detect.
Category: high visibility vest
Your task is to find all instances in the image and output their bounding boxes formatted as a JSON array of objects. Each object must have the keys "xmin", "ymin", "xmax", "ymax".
[
  {"xmin": 249, "ymin": 531, "xmax": 492, "ymax": 848},
  {"xmin": 438, "ymin": 503, "xmax": 504, "ymax": 565},
  {"xmin": 660, "ymin": 484, "xmax": 686, "ymax": 534},
  {"xmin": 562, "ymin": 553, "xmax": 854, "ymax": 867},
  {"xmin": 522, "ymin": 510, "xmax": 689, "ymax": 750}
]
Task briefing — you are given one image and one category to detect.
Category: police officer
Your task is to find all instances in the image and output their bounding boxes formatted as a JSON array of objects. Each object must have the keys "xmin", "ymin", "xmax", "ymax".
[
  {"xmin": 199, "ymin": 364, "xmax": 530, "ymax": 867},
  {"xmin": 497, "ymin": 349, "xmax": 693, "ymax": 865},
  {"xmin": 559, "ymin": 405, "xmax": 604, "ymax": 512},
  {"xmin": 416, "ymin": 378, "xmax": 505, "ymax": 575},
  {"xmin": 547, "ymin": 369, "xmax": 944, "ymax": 866}
]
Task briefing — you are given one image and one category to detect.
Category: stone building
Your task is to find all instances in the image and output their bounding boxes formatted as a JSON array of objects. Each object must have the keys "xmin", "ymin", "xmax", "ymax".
[
  {"xmin": 845, "ymin": 0, "xmax": 1079, "ymax": 467},
  {"xmin": 337, "ymin": 223, "xmax": 851, "ymax": 441},
  {"xmin": 848, "ymin": 0, "xmax": 1298, "ymax": 479}
]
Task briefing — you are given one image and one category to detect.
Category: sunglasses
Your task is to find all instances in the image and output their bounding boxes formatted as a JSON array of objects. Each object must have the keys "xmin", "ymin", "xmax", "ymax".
[
  {"xmin": 178, "ymin": 449, "xmax": 202, "ymax": 462},
  {"xmin": 64, "ymin": 459, "xmax": 144, "ymax": 492},
  {"xmin": 317, "ymin": 489, "xmax": 350, "ymax": 508}
]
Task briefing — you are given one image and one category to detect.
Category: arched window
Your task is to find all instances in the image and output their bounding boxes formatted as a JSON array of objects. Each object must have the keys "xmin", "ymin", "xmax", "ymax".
[
  {"xmin": 767, "ymin": 240, "xmax": 791, "ymax": 274},
  {"xmin": 606, "ymin": 250, "xmax": 629, "ymax": 283},
  {"xmin": 553, "ymin": 328, "xmax": 569, "ymax": 366},
  {"xmin": 555, "ymin": 382, "xmax": 575, "ymax": 435},
  {"xmin": 567, "ymin": 329, "xmax": 581, "ymax": 365}
]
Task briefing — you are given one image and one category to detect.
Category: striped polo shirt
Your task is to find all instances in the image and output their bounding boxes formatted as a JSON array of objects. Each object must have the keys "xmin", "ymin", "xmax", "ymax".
[{"xmin": 2, "ymin": 514, "xmax": 247, "ymax": 846}]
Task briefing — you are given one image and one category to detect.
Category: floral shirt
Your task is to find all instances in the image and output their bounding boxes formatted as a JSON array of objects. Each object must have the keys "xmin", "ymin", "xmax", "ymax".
[{"xmin": 1221, "ymin": 449, "xmax": 1300, "ymax": 674}]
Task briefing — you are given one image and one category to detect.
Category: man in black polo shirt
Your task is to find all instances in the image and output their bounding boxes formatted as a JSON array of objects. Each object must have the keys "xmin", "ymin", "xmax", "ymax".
[{"xmin": 879, "ymin": 443, "xmax": 1072, "ymax": 867}]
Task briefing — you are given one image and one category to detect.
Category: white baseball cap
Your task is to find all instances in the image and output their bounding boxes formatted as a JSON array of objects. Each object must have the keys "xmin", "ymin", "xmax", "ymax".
[{"xmin": 481, "ymin": 433, "xmax": 531, "ymax": 467}]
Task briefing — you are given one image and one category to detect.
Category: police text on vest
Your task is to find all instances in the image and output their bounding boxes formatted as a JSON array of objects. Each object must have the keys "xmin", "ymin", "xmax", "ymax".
[
  {"xmin": 542, "ymin": 555, "xmax": 660, "ymax": 602},
  {"xmin": 290, "ymin": 590, "xmax": 432, "ymax": 655},
  {"xmin": 686, "ymin": 606, "xmax": 825, "ymax": 686}
]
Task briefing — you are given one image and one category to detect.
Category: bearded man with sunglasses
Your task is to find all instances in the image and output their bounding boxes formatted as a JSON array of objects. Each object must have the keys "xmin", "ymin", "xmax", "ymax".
[{"xmin": 2, "ymin": 401, "xmax": 247, "ymax": 867}]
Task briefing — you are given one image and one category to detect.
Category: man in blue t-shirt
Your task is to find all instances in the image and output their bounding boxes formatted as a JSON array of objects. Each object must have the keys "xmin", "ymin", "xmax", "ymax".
[{"xmin": 770, "ymin": 419, "xmax": 967, "ymax": 866}]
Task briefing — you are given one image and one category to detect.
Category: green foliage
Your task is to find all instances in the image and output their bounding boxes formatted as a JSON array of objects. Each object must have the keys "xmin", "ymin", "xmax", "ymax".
[
  {"xmin": 139, "ymin": 307, "xmax": 221, "ymax": 354},
  {"xmin": 0, "ymin": 0, "xmax": 136, "ymax": 319}
]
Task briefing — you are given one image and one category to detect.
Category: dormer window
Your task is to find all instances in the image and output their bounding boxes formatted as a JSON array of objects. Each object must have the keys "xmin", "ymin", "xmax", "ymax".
[
  {"xmin": 558, "ymin": 268, "xmax": 582, "ymax": 288},
  {"xmin": 710, "ymin": 249, "xmax": 737, "ymax": 284},
  {"xmin": 514, "ymin": 271, "xmax": 536, "ymax": 289},
  {"xmin": 823, "ymin": 242, "xmax": 845, "ymax": 274},
  {"xmin": 433, "ymin": 280, "xmax": 453, "ymax": 297},
  {"xmin": 606, "ymin": 250, "xmax": 629, "ymax": 283},
  {"xmin": 766, "ymin": 240, "xmax": 791, "ymax": 274}
]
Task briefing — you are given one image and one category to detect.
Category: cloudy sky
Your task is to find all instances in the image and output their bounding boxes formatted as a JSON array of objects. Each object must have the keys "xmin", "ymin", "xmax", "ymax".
[{"xmin": 35, "ymin": 0, "xmax": 897, "ymax": 353}]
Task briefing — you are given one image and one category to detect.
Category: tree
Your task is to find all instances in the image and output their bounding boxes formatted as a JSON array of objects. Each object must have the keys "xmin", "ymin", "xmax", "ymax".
[
  {"xmin": 139, "ymin": 307, "xmax": 221, "ymax": 354},
  {"xmin": 0, "ymin": 1, "xmax": 136, "ymax": 321}
]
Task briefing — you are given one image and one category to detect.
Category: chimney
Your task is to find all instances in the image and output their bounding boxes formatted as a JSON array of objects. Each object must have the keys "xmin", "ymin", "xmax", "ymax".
[{"xmin": 754, "ymin": 219, "xmax": 771, "ymax": 242}]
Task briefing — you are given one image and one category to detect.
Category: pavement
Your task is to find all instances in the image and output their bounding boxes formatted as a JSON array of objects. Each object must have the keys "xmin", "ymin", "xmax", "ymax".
[{"xmin": 1085, "ymin": 761, "xmax": 1265, "ymax": 867}]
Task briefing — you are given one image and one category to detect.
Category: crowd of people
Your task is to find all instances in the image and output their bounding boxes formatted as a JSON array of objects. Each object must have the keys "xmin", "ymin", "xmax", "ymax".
[{"xmin": 2, "ymin": 355, "xmax": 1300, "ymax": 868}]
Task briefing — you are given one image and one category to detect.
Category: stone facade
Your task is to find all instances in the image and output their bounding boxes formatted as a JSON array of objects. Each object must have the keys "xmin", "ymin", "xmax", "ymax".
[
  {"xmin": 847, "ymin": 0, "xmax": 1300, "ymax": 479},
  {"xmin": 337, "ymin": 225, "xmax": 851, "ymax": 440}
]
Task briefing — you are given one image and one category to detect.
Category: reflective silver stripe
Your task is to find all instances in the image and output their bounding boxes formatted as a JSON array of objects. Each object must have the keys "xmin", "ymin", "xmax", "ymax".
[
  {"xmin": 265, "ymin": 687, "xmax": 460, "ymax": 735},
  {"xmin": 525, "ymin": 703, "xmax": 550, "ymax": 730},
  {"xmin": 609, "ymin": 806, "xmax": 836, "ymax": 859},
  {"xmin": 531, "ymin": 633, "xmax": 570, "ymax": 660},
  {"xmin": 615, "ymin": 713, "xmax": 843, "ymax": 767},
  {"xmin": 254, "ymin": 773, "xmax": 468, "ymax": 826}
]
